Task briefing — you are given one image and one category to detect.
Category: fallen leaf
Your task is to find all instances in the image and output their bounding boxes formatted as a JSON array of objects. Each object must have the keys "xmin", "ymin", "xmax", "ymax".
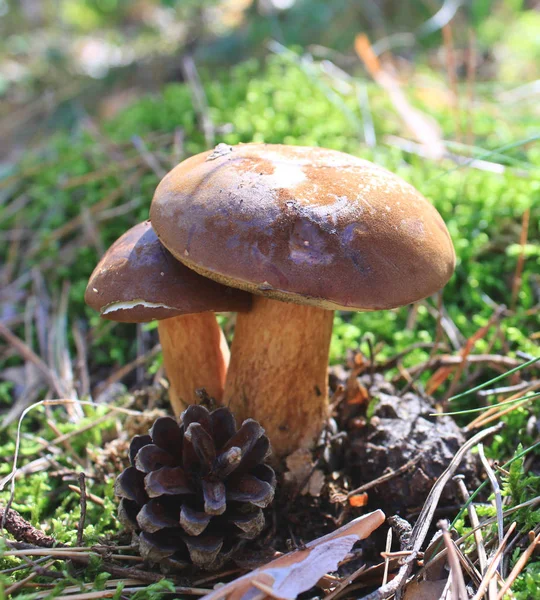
[
  {"xmin": 202, "ymin": 510, "xmax": 386, "ymax": 600},
  {"xmin": 402, "ymin": 579, "xmax": 447, "ymax": 600},
  {"xmin": 284, "ymin": 449, "xmax": 325, "ymax": 497}
]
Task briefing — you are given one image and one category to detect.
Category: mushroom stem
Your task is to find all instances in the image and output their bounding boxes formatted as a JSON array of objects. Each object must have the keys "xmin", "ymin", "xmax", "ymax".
[
  {"xmin": 223, "ymin": 296, "xmax": 334, "ymax": 458},
  {"xmin": 158, "ymin": 312, "xmax": 230, "ymax": 414}
]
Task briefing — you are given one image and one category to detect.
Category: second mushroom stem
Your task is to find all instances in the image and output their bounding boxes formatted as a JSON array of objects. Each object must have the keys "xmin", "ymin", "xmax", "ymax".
[
  {"xmin": 158, "ymin": 312, "xmax": 230, "ymax": 414},
  {"xmin": 223, "ymin": 295, "xmax": 334, "ymax": 458}
]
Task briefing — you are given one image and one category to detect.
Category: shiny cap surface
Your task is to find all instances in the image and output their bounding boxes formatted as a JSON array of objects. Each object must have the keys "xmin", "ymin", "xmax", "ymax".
[
  {"xmin": 150, "ymin": 144, "xmax": 455, "ymax": 311},
  {"xmin": 85, "ymin": 221, "xmax": 251, "ymax": 322}
]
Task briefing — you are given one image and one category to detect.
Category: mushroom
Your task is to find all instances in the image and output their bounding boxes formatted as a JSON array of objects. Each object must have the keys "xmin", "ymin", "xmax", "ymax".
[
  {"xmin": 149, "ymin": 143, "xmax": 455, "ymax": 457},
  {"xmin": 85, "ymin": 220, "xmax": 251, "ymax": 413}
]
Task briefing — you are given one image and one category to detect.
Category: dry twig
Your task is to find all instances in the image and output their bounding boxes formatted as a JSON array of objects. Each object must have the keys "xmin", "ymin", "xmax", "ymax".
[
  {"xmin": 471, "ymin": 522, "xmax": 517, "ymax": 600},
  {"xmin": 0, "ymin": 507, "xmax": 56, "ymax": 547},
  {"xmin": 77, "ymin": 472, "xmax": 87, "ymax": 546},
  {"xmin": 347, "ymin": 456, "xmax": 421, "ymax": 498},
  {"xmin": 454, "ymin": 475, "xmax": 488, "ymax": 574},
  {"xmin": 439, "ymin": 519, "xmax": 468, "ymax": 600},
  {"xmin": 478, "ymin": 444, "xmax": 505, "ymax": 549},
  {"xmin": 496, "ymin": 531, "xmax": 540, "ymax": 599}
]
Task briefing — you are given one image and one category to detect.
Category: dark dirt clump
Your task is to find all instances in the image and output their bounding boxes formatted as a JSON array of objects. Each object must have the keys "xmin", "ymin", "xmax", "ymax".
[{"xmin": 332, "ymin": 369, "xmax": 480, "ymax": 516}]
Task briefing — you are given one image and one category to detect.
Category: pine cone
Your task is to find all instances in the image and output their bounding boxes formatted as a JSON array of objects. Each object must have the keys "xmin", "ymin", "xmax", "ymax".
[{"xmin": 114, "ymin": 405, "xmax": 275, "ymax": 571}]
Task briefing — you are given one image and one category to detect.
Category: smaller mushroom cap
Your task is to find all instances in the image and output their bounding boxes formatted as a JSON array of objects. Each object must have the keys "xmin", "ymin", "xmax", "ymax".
[{"xmin": 85, "ymin": 221, "xmax": 251, "ymax": 323}]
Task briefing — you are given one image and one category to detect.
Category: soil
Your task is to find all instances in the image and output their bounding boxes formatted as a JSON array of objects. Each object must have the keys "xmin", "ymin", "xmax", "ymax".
[{"xmin": 341, "ymin": 372, "xmax": 479, "ymax": 516}]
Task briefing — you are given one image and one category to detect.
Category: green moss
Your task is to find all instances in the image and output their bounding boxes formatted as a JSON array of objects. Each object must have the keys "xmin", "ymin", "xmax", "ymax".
[
  {"xmin": 512, "ymin": 560, "xmax": 540, "ymax": 600},
  {"xmin": 0, "ymin": 406, "xmax": 120, "ymax": 550}
]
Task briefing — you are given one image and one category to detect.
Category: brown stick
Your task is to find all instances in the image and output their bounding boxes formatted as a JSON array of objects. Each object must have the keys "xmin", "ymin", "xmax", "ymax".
[
  {"xmin": 77, "ymin": 473, "xmax": 87, "ymax": 546},
  {"xmin": 224, "ymin": 296, "xmax": 334, "ymax": 458},
  {"xmin": 158, "ymin": 312, "xmax": 230, "ymax": 414},
  {"xmin": 404, "ymin": 354, "xmax": 525, "ymax": 377},
  {"xmin": 0, "ymin": 507, "xmax": 182, "ymax": 585},
  {"xmin": 496, "ymin": 531, "xmax": 540, "ymax": 600},
  {"xmin": 0, "ymin": 507, "xmax": 56, "ymax": 547},
  {"xmin": 346, "ymin": 456, "xmax": 421, "ymax": 498}
]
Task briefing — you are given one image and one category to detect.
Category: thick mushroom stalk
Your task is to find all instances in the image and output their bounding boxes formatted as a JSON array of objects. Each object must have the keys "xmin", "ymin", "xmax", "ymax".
[
  {"xmin": 223, "ymin": 296, "xmax": 333, "ymax": 457},
  {"xmin": 159, "ymin": 313, "xmax": 230, "ymax": 412}
]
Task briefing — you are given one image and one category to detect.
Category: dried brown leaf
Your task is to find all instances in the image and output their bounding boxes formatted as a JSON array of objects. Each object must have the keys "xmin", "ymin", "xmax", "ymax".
[
  {"xmin": 402, "ymin": 579, "xmax": 447, "ymax": 600},
  {"xmin": 201, "ymin": 510, "xmax": 385, "ymax": 600}
]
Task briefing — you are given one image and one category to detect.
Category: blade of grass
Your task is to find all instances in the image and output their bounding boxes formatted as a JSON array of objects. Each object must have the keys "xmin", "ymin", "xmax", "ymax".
[
  {"xmin": 454, "ymin": 475, "xmax": 488, "ymax": 574},
  {"xmin": 468, "ymin": 381, "xmax": 540, "ymax": 429},
  {"xmin": 471, "ymin": 395, "xmax": 540, "ymax": 430},
  {"xmin": 510, "ymin": 208, "xmax": 531, "ymax": 311},
  {"xmin": 442, "ymin": 21, "xmax": 461, "ymax": 144},
  {"xmin": 428, "ymin": 133, "xmax": 540, "ymax": 181},
  {"xmin": 354, "ymin": 33, "xmax": 444, "ymax": 158},
  {"xmin": 433, "ymin": 391, "xmax": 540, "ymax": 416},
  {"xmin": 439, "ymin": 519, "xmax": 468, "ymax": 600},
  {"xmin": 0, "ymin": 398, "xmax": 142, "ymax": 525},
  {"xmin": 478, "ymin": 444, "xmax": 504, "ymax": 547},
  {"xmin": 451, "ymin": 441, "xmax": 540, "ymax": 530},
  {"xmin": 421, "ymin": 496, "xmax": 540, "ymax": 579},
  {"xmin": 449, "ymin": 356, "xmax": 539, "ymax": 402}
]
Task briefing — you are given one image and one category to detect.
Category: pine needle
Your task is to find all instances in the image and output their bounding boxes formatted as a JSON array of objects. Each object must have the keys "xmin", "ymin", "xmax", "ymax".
[
  {"xmin": 449, "ymin": 356, "xmax": 539, "ymax": 402},
  {"xmin": 496, "ymin": 532, "xmax": 540, "ymax": 600},
  {"xmin": 433, "ymin": 392, "xmax": 540, "ymax": 417}
]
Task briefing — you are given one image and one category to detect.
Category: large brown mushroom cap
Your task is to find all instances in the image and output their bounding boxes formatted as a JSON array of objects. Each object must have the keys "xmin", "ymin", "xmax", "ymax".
[
  {"xmin": 85, "ymin": 221, "xmax": 251, "ymax": 322},
  {"xmin": 150, "ymin": 143, "xmax": 455, "ymax": 311}
]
